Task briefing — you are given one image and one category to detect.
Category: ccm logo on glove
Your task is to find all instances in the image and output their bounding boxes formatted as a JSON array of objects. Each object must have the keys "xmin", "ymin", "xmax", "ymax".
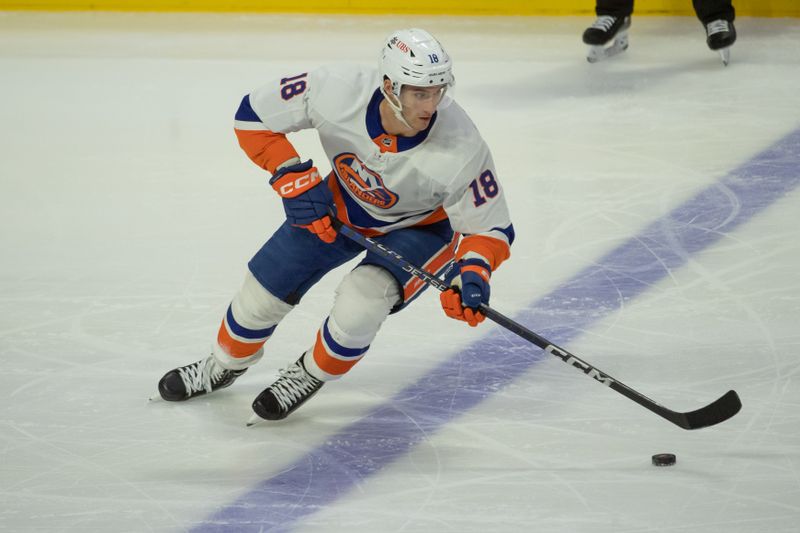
[
  {"xmin": 269, "ymin": 159, "xmax": 337, "ymax": 244},
  {"xmin": 271, "ymin": 168, "xmax": 321, "ymax": 198}
]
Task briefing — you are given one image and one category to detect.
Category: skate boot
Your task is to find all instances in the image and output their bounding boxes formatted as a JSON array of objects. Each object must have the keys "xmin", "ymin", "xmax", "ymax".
[
  {"xmin": 583, "ymin": 15, "xmax": 631, "ymax": 63},
  {"xmin": 158, "ymin": 355, "xmax": 246, "ymax": 401},
  {"xmin": 705, "ymin": 19, "xmax": 736, "ymax": 66},
  {"xmin": 249, "ymin": 355, "xmax": 324, "ymax": 422}
]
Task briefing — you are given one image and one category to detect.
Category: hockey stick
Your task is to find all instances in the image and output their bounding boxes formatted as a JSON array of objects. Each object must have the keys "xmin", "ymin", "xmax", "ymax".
[{"xmin": 335, "ymin": 222, "xmax": 742, "ymax": 430}]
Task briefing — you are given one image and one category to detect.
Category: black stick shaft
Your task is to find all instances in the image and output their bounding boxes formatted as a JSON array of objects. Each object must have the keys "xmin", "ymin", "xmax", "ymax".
[{"xmin": 335, "ymin": 222, "xmax": 741, "ymax": 430}]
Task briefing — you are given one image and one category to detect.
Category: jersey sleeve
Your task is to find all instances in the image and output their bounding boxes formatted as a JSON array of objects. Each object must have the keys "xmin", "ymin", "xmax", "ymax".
[
  {"xmin": 233, "ymin": 70, "xmax": 320, "ymax": 174},
  {"xmin": 443, "ymin": 144, "xmax": 515, "ymax": 271}
]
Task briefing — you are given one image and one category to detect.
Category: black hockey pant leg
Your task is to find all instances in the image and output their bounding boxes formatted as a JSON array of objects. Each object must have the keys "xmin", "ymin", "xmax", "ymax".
[
  {"xmin": 693, "ymin": 0, "xmax": 735, "ymax": 24},
  {"xmin": 595, "ymin": 0, "xmax": 633, "ymax": 17}
]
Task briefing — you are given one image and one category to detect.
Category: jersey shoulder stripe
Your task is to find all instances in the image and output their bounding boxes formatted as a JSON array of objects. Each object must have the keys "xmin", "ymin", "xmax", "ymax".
[{"xmin": 234, "ymin": 95, "xmax": 266, "ymax": 131}]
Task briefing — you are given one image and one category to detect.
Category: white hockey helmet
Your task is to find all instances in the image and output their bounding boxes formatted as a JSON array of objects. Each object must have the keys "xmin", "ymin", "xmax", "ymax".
[{"xmin": 380, "ymin": 28, "xmax": 455, "ymax": 98}]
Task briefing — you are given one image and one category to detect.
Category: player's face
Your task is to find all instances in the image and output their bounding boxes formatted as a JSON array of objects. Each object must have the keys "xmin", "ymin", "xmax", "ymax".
[{"xmin": 399, "ymin": 85, "xmax": 446, "ymax": 132}]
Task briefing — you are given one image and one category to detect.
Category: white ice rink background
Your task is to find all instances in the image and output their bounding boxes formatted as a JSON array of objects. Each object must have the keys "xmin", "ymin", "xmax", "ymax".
[{"xmin": 1, "ymin": 12, "xmax": 799, "ymax": 533}]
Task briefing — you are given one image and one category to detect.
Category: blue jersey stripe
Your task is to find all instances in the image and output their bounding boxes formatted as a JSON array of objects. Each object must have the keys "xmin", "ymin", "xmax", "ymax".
[
  {"xmin": 464, "ymin": 224, "xmax": 515, "ymax": 245},
  {"xmin": 234, "ymin": 94, "xmax": 262, "ymax": 123},
  {"xmin": 496, "ymin": 224, "xmax": 515, "ymax": 245}
]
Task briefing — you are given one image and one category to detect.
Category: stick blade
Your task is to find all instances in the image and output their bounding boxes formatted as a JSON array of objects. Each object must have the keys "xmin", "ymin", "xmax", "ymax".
[{"xmin": 679, "ymin": 390, "xmax": 742, "ymax": 430}]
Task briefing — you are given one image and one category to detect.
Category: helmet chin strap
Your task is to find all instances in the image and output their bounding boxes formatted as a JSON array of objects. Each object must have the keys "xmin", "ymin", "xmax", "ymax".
[{"xmin": 380, "ymin": 85, "xmax": 414, "ymax": 131}]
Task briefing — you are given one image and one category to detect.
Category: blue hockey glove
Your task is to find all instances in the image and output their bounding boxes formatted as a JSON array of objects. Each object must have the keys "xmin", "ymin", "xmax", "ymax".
[
  {"xmin": 270, "ymin": 159, "xmax": 336, "ymax": 243},
  {"xmin": 440, "ymin": 258, "xmax": 491, "ymax": 327}
]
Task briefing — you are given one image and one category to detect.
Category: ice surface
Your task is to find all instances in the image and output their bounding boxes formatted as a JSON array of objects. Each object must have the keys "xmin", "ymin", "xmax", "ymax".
[{"xmin": 1, "ymin": 12, "xmax": 799, "ymax": 533}]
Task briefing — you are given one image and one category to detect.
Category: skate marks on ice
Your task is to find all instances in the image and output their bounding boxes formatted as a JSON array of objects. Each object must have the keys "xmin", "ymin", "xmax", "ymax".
[{"xmin": 192, "ymin": 130, "xmax": 800, "ymax": 531}]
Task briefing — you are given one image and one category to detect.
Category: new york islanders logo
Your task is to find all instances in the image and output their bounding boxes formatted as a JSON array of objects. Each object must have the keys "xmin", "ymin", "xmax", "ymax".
[{"xmin": 333, "ymin": 153, "xmax": 399, "ymax": 209}]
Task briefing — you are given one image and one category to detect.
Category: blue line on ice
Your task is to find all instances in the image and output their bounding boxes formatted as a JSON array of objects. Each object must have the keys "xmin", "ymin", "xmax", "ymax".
[{"xmin": 194, "ymin": 128, "xmax": 800, "ymax": 532}]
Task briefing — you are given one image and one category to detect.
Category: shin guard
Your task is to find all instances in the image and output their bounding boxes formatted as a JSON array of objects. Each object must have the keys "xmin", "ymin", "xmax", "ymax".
[
  {"xmin": 304, "ymin": 265, "xmax": 401, "ymax": 381},
  {"xmin": 215, "ymin": 272, "xmax": 293, "ymax": 370}
]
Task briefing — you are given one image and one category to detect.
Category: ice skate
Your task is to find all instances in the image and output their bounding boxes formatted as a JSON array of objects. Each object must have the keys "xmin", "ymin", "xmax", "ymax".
[
  {"xmin": 248, "ymin": 355, "xmax": 324, "ymax": 423},
  {"xmin": 157, "ymin": 355, "xmax": 246, "ymax": 401},
  {"xmin": 705, "ymin": 19, "xmax": 736, "ymax": 66},
  {"xmin": 583, "ymin": 15, "xmax": 631, "ymax": 63}
]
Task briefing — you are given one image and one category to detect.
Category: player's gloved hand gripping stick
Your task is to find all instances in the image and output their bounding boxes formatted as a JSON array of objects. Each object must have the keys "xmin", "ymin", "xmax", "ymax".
[
  {"xmin": 270, "ymin": 159, "xmax": 337, "ymax": 243},
  {"xmin": 334, "ymin": 220, "xmax": 742, "ymax": 431},
  {"xmin": 441, "ymin": 258, "xmax": 492, "ymax": 327}
]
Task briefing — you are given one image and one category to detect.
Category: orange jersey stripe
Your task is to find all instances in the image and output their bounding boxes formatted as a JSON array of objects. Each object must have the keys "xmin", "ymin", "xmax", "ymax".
[
  {"xmin": 403, "ymin": 233, "xmax": 459, "ymax": 301},
  {"xmin": 328, "ymin": 175, "xmax": 351, "ymax": 226},
  {"xmin": 414, "ymin": 206, "xmax": 448, "ymax": 226},
  {"xmin": 328, "ymin": 177, "xmax": 385, "ymax": 238},
  {"xmin": 217, "ymin": 319, "xmax": 266, "ymax": 358},
  {"xmin": 234, "ymin": 129, "xmax": 299, "ymax": 174},
  {"xmin": 456, "ymin": 234, "xmax": 511, "ymax": 271}
]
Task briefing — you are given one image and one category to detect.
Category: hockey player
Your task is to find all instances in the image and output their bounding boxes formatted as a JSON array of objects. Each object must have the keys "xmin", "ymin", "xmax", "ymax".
[
  {"xmin": 582, "ymin": 0, "xmax": 737, "ymax": 65},
  {"xmin": 156, "ymin": 29, "xmax": 514, "ymax": 423}
]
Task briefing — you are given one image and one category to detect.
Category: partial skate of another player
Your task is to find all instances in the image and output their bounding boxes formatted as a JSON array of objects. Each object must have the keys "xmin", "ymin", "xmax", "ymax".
[
  {"xmin": 705, "ymin": 19, "xmax": 736, "ymax": 66},
  {"xmin": 582, "ymin": 15, "xmax": 631, "ymax": 63}
]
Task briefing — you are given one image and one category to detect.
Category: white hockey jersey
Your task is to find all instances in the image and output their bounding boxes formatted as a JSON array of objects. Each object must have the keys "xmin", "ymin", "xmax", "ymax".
[{"xmin": 234, "ymin": 64, "xmax": 514, "ymax": 269}]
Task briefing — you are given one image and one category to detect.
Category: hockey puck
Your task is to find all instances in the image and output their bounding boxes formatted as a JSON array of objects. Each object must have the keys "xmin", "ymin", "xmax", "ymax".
[{"xmin": 651, "ymin": 453, "xmax": 677, "ymax": 467}]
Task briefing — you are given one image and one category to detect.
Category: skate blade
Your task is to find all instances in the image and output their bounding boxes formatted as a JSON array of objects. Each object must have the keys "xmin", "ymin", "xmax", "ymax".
[
  {"xmin": 246, "ymin": 413, "xmax": 264, "ymax": 427},
  {"xmin": 586, "ymin": 32, "xmax": 629, "ymax": 63},
  {"xmin": 719, "ymin": 47, "xmax": 731, "ymax": 66}
]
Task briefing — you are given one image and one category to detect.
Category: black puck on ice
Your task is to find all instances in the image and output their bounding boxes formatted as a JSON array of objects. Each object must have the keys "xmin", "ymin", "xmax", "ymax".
[{"xmin": 651, "ymin": 453, "xmax": 677, "ymax": 467}]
